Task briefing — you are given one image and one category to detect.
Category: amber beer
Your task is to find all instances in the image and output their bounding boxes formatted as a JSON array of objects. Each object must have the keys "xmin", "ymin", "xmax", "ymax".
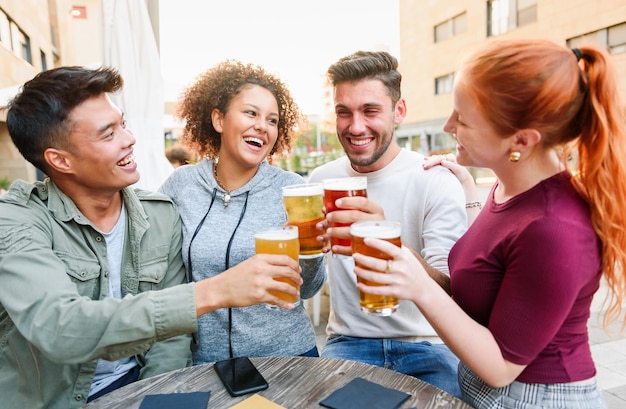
[
  {"xmin": 322, "ymin": 177, "xmax": 368, "ymax": 247},
  {"xmin": 282, "ymin": 183, "xmax": 325, "ymax": 257},
  {"xmin": 350, "ymin": 220, "xmax": 401, "ymax": 316},
  {"xmin": 254, "ymin": 226, "xmax": 300, "ymax": 308}
]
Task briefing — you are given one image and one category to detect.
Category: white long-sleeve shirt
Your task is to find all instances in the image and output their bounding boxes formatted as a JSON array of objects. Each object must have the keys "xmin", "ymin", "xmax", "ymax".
[{"xmin": 309, "ymin": 149, "xmax": 467, "ymax": 340}]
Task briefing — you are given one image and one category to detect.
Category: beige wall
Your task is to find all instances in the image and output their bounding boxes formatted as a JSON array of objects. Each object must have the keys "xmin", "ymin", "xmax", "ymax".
[
  {"xmin": 0, "ymin": 1, "xmax": 43, "ymax": 87},
  {"xmin": 398, "ymin": 0, "xmax": 626, "ymax": 140},
  {"xmin": 70, "ymin": 0, "xmax": 103, "ymax": 66},
  {"xmin": 3, "ymin": 1, "xmax": 625, "ymax": 183},
  {"xmin": 0, "ymin": 123, "xmax": 36, "ymax": 183},
  {"xmin": 0, "ymin": 0, "xmax": 93, "ymax": 183}
]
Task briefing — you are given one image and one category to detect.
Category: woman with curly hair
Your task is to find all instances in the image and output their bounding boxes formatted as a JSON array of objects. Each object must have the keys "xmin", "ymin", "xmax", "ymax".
[
  {"xmin": 353, "ymin": 39, "xmax": 626, "ymax": 408},
  {"xmin": 159, "ymin": 60, "xmax": 325, "ymax": 364}
]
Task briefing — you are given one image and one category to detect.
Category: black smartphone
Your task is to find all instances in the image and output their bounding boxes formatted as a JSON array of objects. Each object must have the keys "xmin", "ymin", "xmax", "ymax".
[{"xmin": 213, "ymin": 357, "xmax": 269, "ymax": 397}]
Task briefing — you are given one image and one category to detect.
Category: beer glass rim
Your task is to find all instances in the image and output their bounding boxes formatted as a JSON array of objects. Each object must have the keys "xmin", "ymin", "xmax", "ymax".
[
  {"xmin": 254, "ymin": 225, "xmax": 298, "ymax": 240},
  {"xmin": 282, "ymin": 183, "xmax": 324, "ymax": 196},
  {"xmin": 322, "ymin": 176, "xmax": 367, "ymax": 190},
  {"xmin": 350, "ymin": 220, "xmax": 401, "ymax": 239}
]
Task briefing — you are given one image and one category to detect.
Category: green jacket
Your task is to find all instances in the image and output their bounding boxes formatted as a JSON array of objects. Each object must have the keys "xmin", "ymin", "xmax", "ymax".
[{"xmin": 0, "ymin": 180, "xmax": 198, "ymax": 409}]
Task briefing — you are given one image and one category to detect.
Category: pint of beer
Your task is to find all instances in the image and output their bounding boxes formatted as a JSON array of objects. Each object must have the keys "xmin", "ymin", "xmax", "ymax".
[
  {"xmin": 350, "ymin": 220, "xmax": 401, "ymax": 316},
  {"xmin": 322, "ymin": 177, "xmax": 368, "ymax": 247},
  {"xmin": 282, "ymin": 183, "xmax": 325, "ymax": 258},
  {"xmin": 254, "ymin": 226, "xmax": 301, "ymax": 308}
]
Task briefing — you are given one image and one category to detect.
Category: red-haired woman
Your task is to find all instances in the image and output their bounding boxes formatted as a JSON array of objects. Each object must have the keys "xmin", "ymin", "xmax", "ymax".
[{"xmin": 352, "ymin": 39, "xmax": 626, "ymax": 408}]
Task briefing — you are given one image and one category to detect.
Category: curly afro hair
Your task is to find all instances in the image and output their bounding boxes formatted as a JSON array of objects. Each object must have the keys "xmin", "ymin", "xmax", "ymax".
[{"xmin": 176, "ymin": 60, "xmax": 303, "ymax": 163}]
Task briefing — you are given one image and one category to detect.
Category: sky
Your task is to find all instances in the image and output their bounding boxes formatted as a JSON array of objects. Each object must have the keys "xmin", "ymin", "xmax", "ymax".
[{"xmin": 158, "ymin": 0, "xmax": 400, "ymax": 115}]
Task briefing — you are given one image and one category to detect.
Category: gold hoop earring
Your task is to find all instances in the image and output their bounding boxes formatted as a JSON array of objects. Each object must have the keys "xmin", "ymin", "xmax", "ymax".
[{"xmin": 509, "ymin": 151, "xmax": 521, "ymax": 162}]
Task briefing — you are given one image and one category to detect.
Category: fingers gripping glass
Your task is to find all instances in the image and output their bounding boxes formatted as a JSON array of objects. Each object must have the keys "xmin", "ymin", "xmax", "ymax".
[
  {"xmin": 282, "ymin": 183, "xmax": 325, "ymax": 258},
  {"xmin": 322, "ymin": 177, "xmax": 368, "ymax": 248},
  {"xmin": 350, "ymin": 220, "xmax": 402, "ymax": 316},
  {"xmin": 254, "ymin": 225, "xmax": 301, "ymax": 309}
]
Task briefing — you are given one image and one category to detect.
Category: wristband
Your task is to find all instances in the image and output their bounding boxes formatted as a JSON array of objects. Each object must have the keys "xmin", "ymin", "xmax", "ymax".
[{"xmin": 465, "ymin": 201, "xmax": 482, "ymax": 209}]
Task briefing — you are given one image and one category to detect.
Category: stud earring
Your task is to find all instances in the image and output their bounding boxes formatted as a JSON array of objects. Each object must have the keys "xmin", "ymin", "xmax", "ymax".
[{"xmin": 509, "ymin": 151, "xmax": 521, "ymax": 162}]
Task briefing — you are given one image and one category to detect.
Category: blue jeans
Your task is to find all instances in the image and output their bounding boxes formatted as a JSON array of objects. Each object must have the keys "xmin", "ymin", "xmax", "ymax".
[
  {"xmin": 322, "ymin": 335, "xmax": 462, "ymax": 399},
  {"xmin": 87, "ymin": 364, "xmax": 141, "ymax": 402},
  {"xmin": 300, "ymin": 346, "xmax": 319, "ymax": 357}
]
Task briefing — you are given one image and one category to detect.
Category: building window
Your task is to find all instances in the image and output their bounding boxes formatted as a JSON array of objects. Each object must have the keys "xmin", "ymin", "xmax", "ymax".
[
  {"xmin": 0, "ymin": 7, "xmax": 32, "ymax": 65},
  {"xmin": 434, "ymin": 12, "xmax": 467, "ymax": 43},
  {"xmin": 568, "ymin": 23, "xmax": 626, "ymax": 55},
  {"xmin": 435, "ymin": 73, "xmax": 454, "ymax": 95},
  {"xmin": 71, "ymin": 6, "xmax": 87, "ymax": 19},
  {"xmin": 609, "ymin": 23, "xmax": 626, "ymax": 54},
  {"xmin": 40, "ymin": 49, "xmax": 48, "ymax": 70},
  {"xmin": 517, "ymin": 0, "xmax": 537, "ymax": 26},
  {"xmin": 487, "ymin": 0, "xmax": 537, "ymax": 37},
  {"xmin": 0, "ymin": 9, "xmax": 9, "ymax": 49},
  {"xmin": 428, "ymin": 132, "xmax": 457, "ymax": 155},
  {"xmin": 12, "ymin": 23, "xmax": 31, "ymax": 64},
  {"xmin": 50, "ymin": 25, "xmax": 57, "ymax": 48}
]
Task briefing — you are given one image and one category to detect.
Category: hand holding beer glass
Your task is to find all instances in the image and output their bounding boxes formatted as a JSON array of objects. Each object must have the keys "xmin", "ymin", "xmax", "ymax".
[
  {"xmin": 322, "ymin": 177, "xmax": 368, "ymax": 249},
  {"xmin": 350, "ymin": 220, "xmax": 401, "ymax": 316},
  {"xmin": 282, "ymin": 183, "xmax": 325, "ymax": 258},
  {"xmin": 254, "ymin": 226, "xmax": 301, "ymax": 309}
]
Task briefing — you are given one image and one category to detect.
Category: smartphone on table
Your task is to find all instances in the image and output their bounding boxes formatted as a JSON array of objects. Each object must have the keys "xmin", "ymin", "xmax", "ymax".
[{"xmin": 214, "ymin": 356, "xmax": 269, "ymax": 397}]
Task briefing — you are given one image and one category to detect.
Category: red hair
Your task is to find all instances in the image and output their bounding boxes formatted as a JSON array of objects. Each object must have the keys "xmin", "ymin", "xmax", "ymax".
[{"xmin": 462, "ymin": 39, "xmax": 626, "ymax": 331}]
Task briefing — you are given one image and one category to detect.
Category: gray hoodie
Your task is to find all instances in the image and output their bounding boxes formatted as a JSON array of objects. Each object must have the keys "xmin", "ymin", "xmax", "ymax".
[{"xmin": 160, "ymin": 159, "xmax": 325, "ymax": 363}]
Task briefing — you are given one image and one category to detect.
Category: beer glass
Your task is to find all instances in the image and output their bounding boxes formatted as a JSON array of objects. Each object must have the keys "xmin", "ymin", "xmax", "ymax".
[
  {"xmin": 254, "ymin": 226, "xmax": 301, "ymax": 309},
  {"xmin": 350, "ymin": 220, "xmax": 401, "ymax": 316},
  {"xmin": 282, "ymin": 183, "xmax": 325, "ymax": 258},
  {"xmin": 322, "ymin": 177, "xmax": 368, "ymax": 247}
]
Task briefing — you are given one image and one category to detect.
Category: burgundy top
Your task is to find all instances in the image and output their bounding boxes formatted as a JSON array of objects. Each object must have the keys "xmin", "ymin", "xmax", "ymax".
[{"xmin": 450, "ymin": 172, "xmax": 601, "ymax": 383}]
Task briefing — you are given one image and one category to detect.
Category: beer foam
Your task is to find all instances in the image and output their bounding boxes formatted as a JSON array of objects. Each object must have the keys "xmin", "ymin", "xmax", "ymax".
[
  {"xmin": 282, "ymin": 183, "xmax": 323, "ymax": 197},
  {"xmin": 254, "ymin": 227, "xmax": 299, "ymax": 240},
  {"xmin": 350, "ymin": 221, "xmax": 401, "ymax": 239},
  {"xmin": 322, "ymin": 176, "xmax": 367, "ymax": 191}
]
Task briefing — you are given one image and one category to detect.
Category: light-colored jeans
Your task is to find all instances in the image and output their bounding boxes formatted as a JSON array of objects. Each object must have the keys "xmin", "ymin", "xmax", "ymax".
[{"xmin": 322, "ymin": 335, "xmax": 462, "ymax": 399}]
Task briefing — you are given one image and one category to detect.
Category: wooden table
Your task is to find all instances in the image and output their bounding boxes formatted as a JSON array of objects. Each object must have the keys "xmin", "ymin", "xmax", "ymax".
[{"xmin": 83, "ymin": 356, "xmax": 473, "ymax": 408}]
